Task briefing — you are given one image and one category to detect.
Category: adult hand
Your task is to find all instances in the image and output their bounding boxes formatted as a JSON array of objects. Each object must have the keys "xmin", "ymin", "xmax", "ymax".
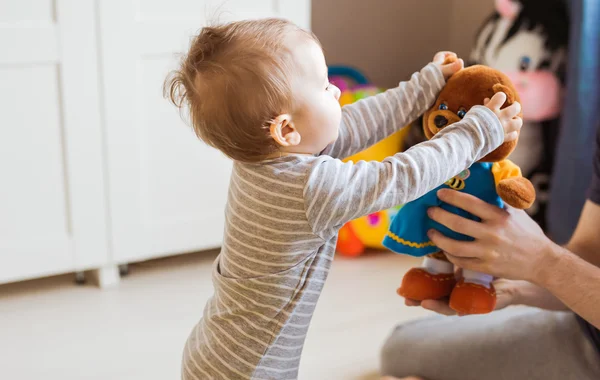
[
  {"xmin": 405, "ymin": 278, "xmax": 523, "ymax": 316},
  {"xmin": 425, "ymin": 189, "xmax": 555, "ymax": 283}
]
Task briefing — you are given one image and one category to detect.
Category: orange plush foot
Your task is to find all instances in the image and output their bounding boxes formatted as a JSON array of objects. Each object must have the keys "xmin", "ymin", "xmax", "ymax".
[
  {"xmin": 397, "ymin": 268, "xmax": 456, "ymax": 301},
  {"xmin": 449, "ymin": 280, "xmax": 497, "ymax": 315}
]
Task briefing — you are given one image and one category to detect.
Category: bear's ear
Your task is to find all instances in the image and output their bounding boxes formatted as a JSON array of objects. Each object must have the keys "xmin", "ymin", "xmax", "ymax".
[{"xmin": 492, "ymin": 84, "xmax": 516, "ymax": 108}]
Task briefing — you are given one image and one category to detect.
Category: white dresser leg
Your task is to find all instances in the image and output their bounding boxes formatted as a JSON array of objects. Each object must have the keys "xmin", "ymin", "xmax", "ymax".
[{"xmin": 91, "ymin": 265, "xmax": 120, "ymax": 288}]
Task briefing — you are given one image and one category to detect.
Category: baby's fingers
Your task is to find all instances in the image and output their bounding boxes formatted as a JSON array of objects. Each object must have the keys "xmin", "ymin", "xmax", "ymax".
[
  {"xmin": 441, "ymin": 58, "xmax": 464, "ymax": 71},
  {"xmin": 504, "ymin": 131, "xmax": 519, "ymax": 142},
  {"xmin": 486, "ymin": 92, "xmax": 508, "ymax": 110},
  {"xmin": 501, "ymin": 101, "xmax": 522, "ymax": 119},
  {"xmin": 503, "ymin": 118, "xmax": 523, "ymax": 139},
  {"xmin": 433, "ymin": 51, "xmax": 457, "ymax": 64}
]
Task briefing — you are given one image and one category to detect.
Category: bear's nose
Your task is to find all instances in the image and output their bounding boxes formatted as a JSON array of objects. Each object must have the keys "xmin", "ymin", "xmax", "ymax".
[{"xmin": 434, "ymin": 115, "xmax": 448, "ymax": 128}]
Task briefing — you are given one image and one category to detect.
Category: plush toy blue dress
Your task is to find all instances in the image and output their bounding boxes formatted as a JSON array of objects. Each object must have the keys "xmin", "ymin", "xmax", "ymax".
[{"xmin": 383, "ymin": 162, "xmax": 504, "ymax": 256}]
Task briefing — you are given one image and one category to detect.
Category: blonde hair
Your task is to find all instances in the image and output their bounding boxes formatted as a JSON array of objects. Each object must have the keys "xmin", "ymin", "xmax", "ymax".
[{"xmin": 165, "ymin": 18, "xmax": 319, "ymax": 162}]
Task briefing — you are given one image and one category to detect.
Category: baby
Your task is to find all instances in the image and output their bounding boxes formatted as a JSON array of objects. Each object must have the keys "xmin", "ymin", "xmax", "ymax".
[{"xmin": 165, "ymin": 18, "xmax": 521, "ymax": 380}]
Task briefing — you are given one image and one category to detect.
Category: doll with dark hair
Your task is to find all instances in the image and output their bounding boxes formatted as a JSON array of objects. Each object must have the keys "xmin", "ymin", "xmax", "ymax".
[{"xmin": 470, "ymin": 0, "xmax": 569, "ymax": 230}]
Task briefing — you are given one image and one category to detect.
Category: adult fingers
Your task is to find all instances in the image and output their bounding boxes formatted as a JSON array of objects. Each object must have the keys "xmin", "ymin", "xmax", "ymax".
[
  {"xmin": 493, "ymin": 280, "xmax": 520, "ymax": 310},
  {"xmin": 404, "ymin": 299, "xmax": 421, "ymax": 307},
  {"xmin": 437, "ymin": 189, "xmax": 506, "ymax": 221},
  {"xmin": 420, "ymin": 299, "xmax": 456, "ymax": 316},
  {"xmin": 444, "ymin": 253, "xmax": 485, "ymax": 272},
  {"xmin": 427, "ymin": 229, "xmax": 481, "ymax": 259},
  {"xmin": 427, "ymin": 207, "xmax": 486, "ymax": 239}
]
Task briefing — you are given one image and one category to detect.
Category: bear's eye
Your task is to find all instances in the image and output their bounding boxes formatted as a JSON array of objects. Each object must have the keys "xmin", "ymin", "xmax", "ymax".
[
  {"xmin": 457, "ymin": 108, "xmax": 467, "ymax": 118},
  {"xmin": 519, "ymin": 56, "xmax": 531, "ymax": 71},
  {"xmin": 438, "ymin": 103, "xmax": 448, "ymax": 111}
]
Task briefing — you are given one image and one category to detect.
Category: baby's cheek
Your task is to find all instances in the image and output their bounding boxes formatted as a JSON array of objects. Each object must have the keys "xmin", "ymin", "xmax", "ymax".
[{"xmin": 334, "ymin": 105, "xmax": 343, "ymax": 129}]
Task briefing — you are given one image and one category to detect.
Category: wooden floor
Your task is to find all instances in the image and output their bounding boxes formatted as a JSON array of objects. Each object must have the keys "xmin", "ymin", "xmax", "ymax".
[{"xmin": 0, "ymin": 250, "xmax": 431, "ymax": 380}]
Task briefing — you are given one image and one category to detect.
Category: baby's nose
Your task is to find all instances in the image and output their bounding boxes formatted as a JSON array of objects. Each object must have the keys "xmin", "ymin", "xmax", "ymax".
[
  {"xmin": 332, "ymin": 85, "xmax": 341, "ymax": 100},
  {"xmin": 434, "ymin": 115, "xmax": 448, "ymax": 128}
]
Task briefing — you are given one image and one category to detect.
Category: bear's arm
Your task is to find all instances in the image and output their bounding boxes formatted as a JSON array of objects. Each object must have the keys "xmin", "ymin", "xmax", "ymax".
[
  {"xmin": 493, "ymin": 160, "xmax": 536, "ymax": 209},
  {"xmin": 491, "ymin": 159, "xmax": 522, "ymax": 185}
]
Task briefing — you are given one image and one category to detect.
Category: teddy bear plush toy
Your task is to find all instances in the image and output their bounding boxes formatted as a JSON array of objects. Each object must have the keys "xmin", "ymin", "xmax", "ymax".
[{"xmin": 382, "ymin": 60, "xmax": 536, "ymax": 315}]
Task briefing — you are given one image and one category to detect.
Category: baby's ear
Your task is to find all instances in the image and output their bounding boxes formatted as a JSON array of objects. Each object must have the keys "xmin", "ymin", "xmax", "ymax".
[
  {"xmin": 492, "ymin": 84, "xmax": 516, "ymax": 107},
  {"xmin": 269, "ymin": 114, "xmax": 300, "ymax": 147}
]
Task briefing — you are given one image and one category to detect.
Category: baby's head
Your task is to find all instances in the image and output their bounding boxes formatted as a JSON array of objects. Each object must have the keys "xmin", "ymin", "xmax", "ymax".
[{"xmin": 165, "ymin": 18, "xmax": 341, "ymax": 162}]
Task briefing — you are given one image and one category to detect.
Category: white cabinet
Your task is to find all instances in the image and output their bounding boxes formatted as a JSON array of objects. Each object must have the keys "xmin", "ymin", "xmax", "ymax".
[
  {"xmin": 0, "ymin": 0, "xmax": 311, "ymax": 285},
  {"xmin": 98, "ymin": 0, "xmax": 310, "ymax": 264},
  {"xmin": 0, "ymin": 0, "xmax": 108, "ymax": 284}
]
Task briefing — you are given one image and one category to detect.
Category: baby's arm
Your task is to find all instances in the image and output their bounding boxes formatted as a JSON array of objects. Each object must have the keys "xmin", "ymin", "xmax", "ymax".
[
  {"xmin": 305, "ymin": 107, "xmax": 502, "ymax": 238},
  {"xmin": 320, "ymin": 63, "xmax": 445, "ymax": 160}
]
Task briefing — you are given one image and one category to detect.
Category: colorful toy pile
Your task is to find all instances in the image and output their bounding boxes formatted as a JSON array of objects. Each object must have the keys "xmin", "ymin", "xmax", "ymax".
[{"xmin": 328, "ymin": 66, "xmax": 407, "ymax": 257}]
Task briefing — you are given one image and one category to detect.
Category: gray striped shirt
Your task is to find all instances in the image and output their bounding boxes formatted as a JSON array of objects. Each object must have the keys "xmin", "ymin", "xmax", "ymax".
[{"xmin": 182, "ymin": 63, "xmax": 503, "ymax": 379}]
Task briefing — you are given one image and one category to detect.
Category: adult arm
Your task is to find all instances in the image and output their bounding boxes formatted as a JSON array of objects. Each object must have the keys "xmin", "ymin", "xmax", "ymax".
[{"xmin": 426, "ymin": 191, "xmax": 600, "ymax": 328}]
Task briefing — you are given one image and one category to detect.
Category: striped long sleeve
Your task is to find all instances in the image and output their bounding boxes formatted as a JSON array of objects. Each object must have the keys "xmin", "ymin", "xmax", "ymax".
[
  {"xmin": 304, "ymin": 106, "xmax": 503, "ymax": 239},
  {"xmin": 321, "ymin": 63, "xmax": 445, "ymax": 160}
]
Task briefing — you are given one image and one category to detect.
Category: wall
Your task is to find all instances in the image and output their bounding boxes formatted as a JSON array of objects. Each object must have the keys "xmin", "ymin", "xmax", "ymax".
[
  {"xmin": 449, "ymin": 0, "xmax": 495, "ymax": 59},
  {"xmin": 312, "ymin": 0, "xmax": 496, "ymax": 88}
]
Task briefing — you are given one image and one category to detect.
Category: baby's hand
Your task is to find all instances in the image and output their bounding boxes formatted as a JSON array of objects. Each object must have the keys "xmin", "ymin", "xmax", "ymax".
[
  {"xmin": 432, "ymin": 51, "xmax": 464, "ymax": 80},
  {"xmin": 484, "ymin": 92, "xmax": 523, "ymax": 142}
]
